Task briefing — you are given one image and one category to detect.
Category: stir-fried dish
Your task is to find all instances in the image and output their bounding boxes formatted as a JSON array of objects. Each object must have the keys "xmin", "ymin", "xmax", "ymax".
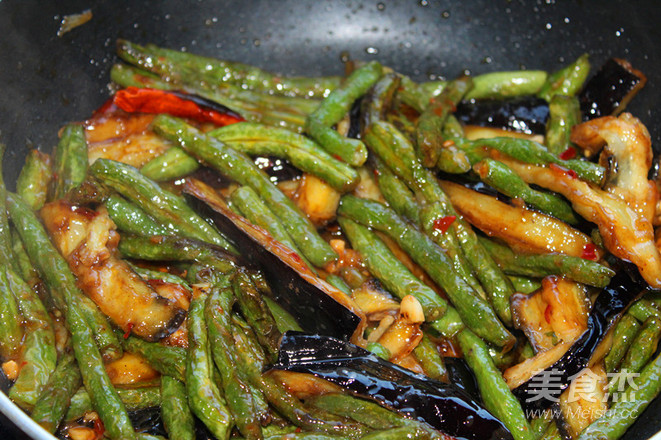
[{"xmin": 0, "ymin": 40, "xmax": 659, "ymax": 440}]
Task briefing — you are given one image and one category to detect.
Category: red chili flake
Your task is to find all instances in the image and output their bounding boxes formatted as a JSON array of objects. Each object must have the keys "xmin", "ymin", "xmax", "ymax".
[
  {"xmin": 123, "ymin": 323, "xmax": 134, "ymax": 339},
  {"xmin": 333, "ymin": 154, "xmax": 343, "ymax": 161},
  {"xmin": 582, "ymin": 243, "xmax": 598, "ymax": 261},
  {"xmin": 559, "ymin": 147, "xmax": 577, "ymax": 160},
  {"xmin": 433, "ymin": 215, "xmax": 456, "ymax": 234},
  {"xmin": 373, "ymin": 168, "xmax": 380, "ymax": 177},
  {"xmin": 290, "ymin": 251, "xmax": 302, "ymax": 263},
  {"xmin": 93, "ymin": 418, "xmax": 105, "ymax": 438},
  {"xmin": 113, "ymin": 87, "xmax": 243, "ymax": 126},
  {"xmin": 544, "ymin": 304, "xmax": 553, "ymax": 324},
  {"xmin": 549, "ymin": 163, "xmax": 577, "ymax": 179},
  {"xmin": 295, "ymin": 428, "xmax": 302, "ymax": 433}
]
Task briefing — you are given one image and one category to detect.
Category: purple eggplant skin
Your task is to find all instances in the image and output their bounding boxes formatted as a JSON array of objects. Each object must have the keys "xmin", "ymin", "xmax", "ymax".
[
  {"xmin": 168, "ymin": 90, "xmax": 244, "ymax": 120},
  {"xmin": 183, "ymin": 178, "xmax": 364, "ymax": 343},
  {"xmin": 579, "ymin": 58, "xmax": 647, "ymax": 120},
  {"xmin": 455, "ymin": 97, "xmax": 550, "ymax": 135},
  {"xmin": 512, "ymin": 262, "xmax": 650, "ymax": 412},
  {"xmin": 252, "ymin": 155, "xmax": 303, "ymax": 184},
  {"xmin": 272, "ymin": 332, "xmax": 514, "ymax": 440},
  {"xmin": 444, "ymin": 356, "xmax": 482, "ymax": 405}
]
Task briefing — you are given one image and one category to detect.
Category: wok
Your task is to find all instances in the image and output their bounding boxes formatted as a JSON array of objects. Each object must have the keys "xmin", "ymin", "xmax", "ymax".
[{"xmin": 0, "ymin": 0, "xmax": 660, "ymax": 439}]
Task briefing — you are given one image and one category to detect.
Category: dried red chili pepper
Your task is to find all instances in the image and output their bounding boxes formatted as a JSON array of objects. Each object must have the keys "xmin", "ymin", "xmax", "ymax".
[{"xmin": 113, "ymin": 87, "xmax": 244, "ymax": 126}]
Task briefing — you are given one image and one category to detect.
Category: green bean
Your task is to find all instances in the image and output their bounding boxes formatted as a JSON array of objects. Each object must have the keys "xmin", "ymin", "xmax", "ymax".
[
  {"xmin": 128, "ymin": 263, "xmax": 191, "ymax": 291},
  {"xmin": 104, "ymin": 194, "xmax": 170, "ymax": 236},
  {"xmin": 442, "ymin": 114, "xmax": 465, "ymax": 139},
  {"xmin": 210, "ymin": 122, "xmax": 360, "ymax": 192},
  {"xmin": 538, "ymin": 54, "xmax": 590, "ymax": 102},
  {"xmin": 16, "ymin": 149, "xmax": 52, "ymax": 211},
  {"xmin": 161, "ymin": 376, "xmax": 195, "ymax": 440},
  {"xmin": 118, "ymin": 234, "xmax": 236, "ymax": 274},
  {"xmin": 145, "ymin": 121, "xmax": 362, "ymax": 192},
  {"xmin": 412, "ymin": 333, "xmax": 447, "ymax": 381},
  {"xmin": 539, "ymin": 422, "xmax": 562, "ymax": 440},
  {"xmin": 338, "ymin": 217, "xmax": 447, "ymax": 321},
  {"xmin": 366, "ymin": 342, "xmax": 391, "ymax": 360},
  {"xmin": 30, "ymin": 351, "xmax": 82, "ymax": 433},
  {"xmin": 117, "ymin": 39, "xmax": 341, "ymax": 99},
  {"xmin": 186, "ymin": 293, "xmax": 232, "ymax": 440},
  {"xmin": 90, "ymin": 158, "xmax": 235, "ymax": 252},
  {"xmin": 10, "ymin": 228, "xmax": 39, "ymax": 284},
  {"xmin": 51, "ymin": 124, "xmax": 88, "ymax": 200},
  {"xmin": 0, "ymin": 144, "xmax": 16, "ymax": 270},
  {"xmin": 578, "ymin": 351, "xmax": 661, "ymax": 440},
  {"xmin": 439, "ymin": 211, "xmax": 515, "ymax": 326},
  {"xmin": 324, "ymin": 273, "xmax": 352, "ymax": 295},
  {"xmin": 396, "ymin": 76, "xmax": 441, "ymax": 113},
  {"xmin": 628, "ymin": 299, "xmax": 661, "ymax": 322},
  {"xmin": 473, "ymin": 159, "xmax": 579, "ymax": 225},
  {"xmin": 620, "ymin": 316, "xmax": 661, "ymax": 374},
  {"xmin": 507, "ymin": 275, "xmax": 541, "ymax": 294},
  {"xmin": 529, "ymin": 412, "xmax": 553, "ymax": 439},
  {"xmin": 231, "ymin": 321, "xmax": 366, "ymax": 437},
  {"xmin": 232, "ymin": 269, "xmax": 281, "ymax": 361},
  {"xmin": 0, "ymin": 264, "xmax": 23, "ymax": 361},
  {"xmin": 361, "ymin": 73, "xmax": 401, "ymax": 132},
  {"xmin": 545, "ymin": 95, "xmax": 581, "ymax": 156},
  {"xmin": 307, "ymin": 393, "xmax": 433, "ymax": 432},
  {"xmin": 206, "ymin": 285, "xmax": 263, "ymax": 439},
  {"xmin": 7, "ymin": 192, "xmax": 123, "ymax": 362},
  {"xmin": 436, "ymin": 137, "xmax": 472, "ymax": 174},
  {"xmin": 478, "ymin": 236, "xmax": 614, "ymax": 288},
  {"xmin": 457, "ymin": 329, "xmax": 533, "ymax": 440},
  {"xmin": 605, "ymin": 314, "xmax": 641, "ymax": 373},
  {"xmin": 419, "ymin": 81, "xmax": 447, "ymax": 101},
  {"xmin": 365, "ymin": 122, "xmax": 484, "ymax": 299},
  {"xmin": 373, "ymin": 156, "xmax": 420, "ymax": 225},
  {"xmin": 69, "ymin": 298, "xmax": 135, "ymax": 439},
  {"xmin": 65, "ymin": 386, "xmax": 161, "ymax": 422},
  {"xmin": 416, "ymin": 76, "xmax": 472, "ymax": 167},
  {"xmin": 152, "ymin": 115, "xmax": 336, "ymax": 267},
  {"xmin": 305, "ymin": 61, "xmax": 382, "ymax": 166},
  {"xmin": 230, "ymin": 185, "xmax": 302, "ymax": 258},
  {"xmin": 465, "ymin": 70, "xmax": 547, "ymax": 100},
  {"xmin": 338, "ymin": 196, "xmax": 513, "ymax": 347},
  {"xmin": 110, "ymin": 64, "xmax": 309, "ymax": 133},
  {"xmin": 262, "ymin": 296, "xmax": 304, "ymax": 333},
  {"xmin": 121, "ymin": 335, "xmax": 187, "ymax": 382},
  {"xmin": 454, "ymin": 136, "xmax": 605, "ymax": 185},
  {"xmin": 6, "ymin": 268, "xmax": 56, "ymax": 410},
  {"xmin": 489, "ymin": 343, "xmax": 521, "ymax": 370},
  {"xmin": 265, "ymin": 434, "xmax": 348, "ymax": 440},
  {"xmin": 141, "ymin": 146, "xmax": 201, "ymax": 182}
]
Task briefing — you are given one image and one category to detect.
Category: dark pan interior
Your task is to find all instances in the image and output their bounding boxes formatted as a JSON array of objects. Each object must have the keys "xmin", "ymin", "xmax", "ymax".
[{"xmin": 1, "ymin": 0, "xmax": 661, "ymax": 439}]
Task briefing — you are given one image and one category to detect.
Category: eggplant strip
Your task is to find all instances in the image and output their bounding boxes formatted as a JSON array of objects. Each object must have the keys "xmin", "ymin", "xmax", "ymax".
[
  {"xmin": 512, "ymin": 264, "xmax": 649, "ymax": 412},
  {"xmin": 183, "ymin": 178, "xmax": 366, "ymax": 344},
  {"xmin": 273, "ymin": 332, "xmax": 513, "ymax": 440},
  {"xmin": 41, "ymin": 201, "xmax": 185, "ymax": 341},
  {"xmin": 439, "ymin": 180, "xmax": 599, "ymax": 258}
]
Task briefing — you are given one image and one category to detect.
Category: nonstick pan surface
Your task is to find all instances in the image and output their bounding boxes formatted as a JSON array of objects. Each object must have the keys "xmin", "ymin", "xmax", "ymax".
[{"xmin": 1, "ymin": 1, "xmax": 661, "ymax": 439}]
